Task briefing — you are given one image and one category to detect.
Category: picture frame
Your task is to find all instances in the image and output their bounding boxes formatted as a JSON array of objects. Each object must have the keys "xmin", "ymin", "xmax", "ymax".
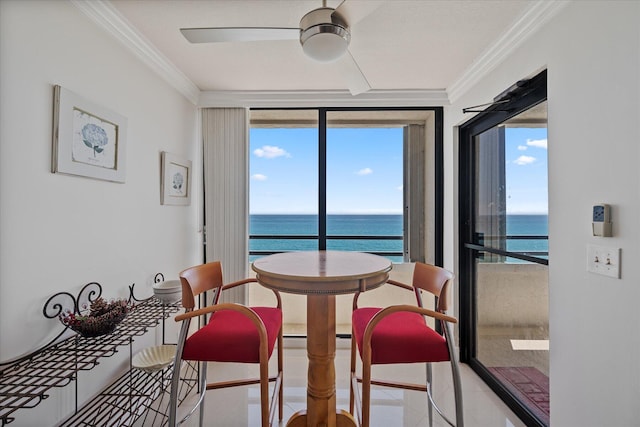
[
  {"xmin": 161, "ymin": 152, "xmax": 192, "ymax": 206},
  {"xmin": 52, "ymin": 85, "xmax": 127, "ymax": 183}
]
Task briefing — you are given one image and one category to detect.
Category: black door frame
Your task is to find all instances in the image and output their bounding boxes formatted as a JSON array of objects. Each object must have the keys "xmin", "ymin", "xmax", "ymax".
[{"xmin": 458, "ymin": 70, "xmax": 548, "ymax": 427}]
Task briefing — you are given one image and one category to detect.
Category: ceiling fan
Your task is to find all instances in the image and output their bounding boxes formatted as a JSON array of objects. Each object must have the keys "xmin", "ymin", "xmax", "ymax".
[{"xmin": 180, "ymin": 0, "xmax": 385, "ymax": 95}]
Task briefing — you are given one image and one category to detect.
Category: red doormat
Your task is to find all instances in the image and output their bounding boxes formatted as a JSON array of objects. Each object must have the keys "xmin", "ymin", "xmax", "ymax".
[{"xmin": 488, "ymin": 366, "xmax": 549, "ymax": 425}]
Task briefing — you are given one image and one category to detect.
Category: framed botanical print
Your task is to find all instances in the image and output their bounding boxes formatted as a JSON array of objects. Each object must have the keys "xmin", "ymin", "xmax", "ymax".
[
  {"xmin": 52, "ymin": 85, "xmax": 127, "ymax": 183},
  {"xmin": 161, "ymin": 151, "xmax": 191, "ymax": 206}
]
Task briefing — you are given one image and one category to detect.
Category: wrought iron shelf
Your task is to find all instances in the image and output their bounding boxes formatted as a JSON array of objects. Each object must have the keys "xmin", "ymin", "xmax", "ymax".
[
  {"xmin": 59, "ymin": 364, "xmax": 172, "ymax": 427},
  {"xmin": 0, "ymin": 275, "xmax": 187, "ymax": 427}
]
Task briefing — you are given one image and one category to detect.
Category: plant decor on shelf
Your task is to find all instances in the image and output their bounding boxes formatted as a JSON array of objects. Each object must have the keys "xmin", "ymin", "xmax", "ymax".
[{"xmin": 60, "ymin": 297, "xmax": 132, "ymax": 337}]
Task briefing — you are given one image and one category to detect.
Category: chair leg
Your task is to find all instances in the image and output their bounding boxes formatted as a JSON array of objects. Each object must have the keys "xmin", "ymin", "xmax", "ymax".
[
  {"xmin": 260, "ymin": 356, "xmax": 270, "ymax": 427},
  {"xmin": 349, "ymin": 332, "xmax": 357, "ymax": 415},
  {"xmin": 169, "ymin": 320, "xmax": 191, "ymax": 427},
  {"xmin": 168, "ymin": 358, "xmax": 182, "ymax": 427},
  {"xmin": 198, "ymin": 361, "xmax": 208, "ymax": 427},
  {"xmin": 361, "ymin": 357, "xmax": 372, "ymax": 427},
  {"xmin": 450, "ymin": 358, "xmax": 464, "ymax": 427},
  {"xmin": 278, "ymin": 329, "xmax": 284, "ymax": 421},
  {"xmin": 426, "ymin": 362, "xmax": 433, "ymax": 427},
  {"xmin": 444, "ymin": 322, "xmax": 464, "ymax": 427}
]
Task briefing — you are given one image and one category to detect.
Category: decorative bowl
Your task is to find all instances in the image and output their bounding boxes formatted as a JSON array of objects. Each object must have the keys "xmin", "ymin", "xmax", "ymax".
[
  {"xmin": 59, "ymin": 297, "xmax": 131, "ymax": 338},
  {"xmin": 132, "ymin": 345, "xmax": 176, "ymax": 372},
  {"xmin": 152, "ymin": 279, "xmax": 182, "ymax": 304}
]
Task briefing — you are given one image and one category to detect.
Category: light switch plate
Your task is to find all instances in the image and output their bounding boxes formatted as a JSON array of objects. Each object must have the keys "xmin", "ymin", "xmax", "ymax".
[{"xmin": 587, "ymin": 244, "xmax": 620, "ymax": 278}]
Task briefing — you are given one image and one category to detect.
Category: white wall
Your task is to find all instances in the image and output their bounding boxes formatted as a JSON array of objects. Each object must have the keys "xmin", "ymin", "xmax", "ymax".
[
  {"xmin": 444, "ymin": 2, "xmax": 640, "ymax": 425},
  {"xmin": 3, "ymin": 1, "xmax": 639, "ymax": 426},
  {"xmin": 0, "ymin": 1, "xmax": 201, "ymax": 424}
]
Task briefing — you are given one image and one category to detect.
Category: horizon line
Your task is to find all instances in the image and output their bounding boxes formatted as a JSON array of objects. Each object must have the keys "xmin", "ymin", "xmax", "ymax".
[{"xmin": 250, "ymin": 212, "xmax": 549, "ymax": 215}]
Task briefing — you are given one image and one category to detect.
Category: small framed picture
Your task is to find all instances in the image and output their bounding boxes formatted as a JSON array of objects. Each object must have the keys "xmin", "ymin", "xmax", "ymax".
[
  {"xmin": 161, "ymin": 152, "xmax": 192, "ymax": 206},
  {"xmin": 52, "ymin": 85, "xmax": 127, "ymax": 183}
]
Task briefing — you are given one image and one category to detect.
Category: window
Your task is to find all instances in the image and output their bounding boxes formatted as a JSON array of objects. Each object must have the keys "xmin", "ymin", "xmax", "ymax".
[
  {"xmin": 250, "ymin": 114, "xmax": 319, "ymax": 257},
  {"xmin": 249, "ymin": 108, "xmax": 442, "ymax": 264},
  {"xmin": 249, "ymin": 108, "xmax": 443, "ymax": 335}
]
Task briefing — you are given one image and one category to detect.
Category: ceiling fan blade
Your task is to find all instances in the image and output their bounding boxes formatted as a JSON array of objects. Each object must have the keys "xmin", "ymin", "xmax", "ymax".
[
  {"xmin": 181, "ymin": 27, "xmax": 300, "ymax": 44},
  {"xmin": 332, "ymin": 0, "xmax": 385, "ymax": 27},
  {"xmin": 336, "ymin": 50, "xmax": 371, "ymax": 96}
]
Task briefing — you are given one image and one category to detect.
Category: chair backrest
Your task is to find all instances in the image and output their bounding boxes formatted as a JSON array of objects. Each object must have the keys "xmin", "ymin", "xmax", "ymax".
[
  {"xmin": 412, "ymin": 262, "xmax": 454, "ymax": 313},
  {"xmin": 179, "ymin": 261, "xmax": 224, "ymax": 310}
]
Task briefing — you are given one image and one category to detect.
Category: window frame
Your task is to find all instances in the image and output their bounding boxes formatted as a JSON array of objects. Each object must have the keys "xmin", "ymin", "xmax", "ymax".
[{"xmin": 249, "ymin": 106, "xmax": 444, "ymax": 266}]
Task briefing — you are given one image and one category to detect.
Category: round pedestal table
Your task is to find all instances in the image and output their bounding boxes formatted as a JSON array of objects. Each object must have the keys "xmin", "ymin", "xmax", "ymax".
[{"xmin": 252, "ymin": 250, "xmax": 392, "ymax": 427}]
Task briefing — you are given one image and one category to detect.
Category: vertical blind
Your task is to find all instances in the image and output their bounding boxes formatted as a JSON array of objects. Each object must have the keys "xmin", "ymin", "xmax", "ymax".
[{"xmin": 202, "ymin": 108, "xmax": 249, "ymax": 303}]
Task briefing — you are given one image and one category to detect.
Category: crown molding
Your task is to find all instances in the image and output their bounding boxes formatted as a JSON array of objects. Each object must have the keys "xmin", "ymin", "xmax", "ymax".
[
  {"xmin": 72, "ymin": 0, "xmax": 567, "ymax": 109},
  {"xmin": 447, "ymin": 0, "xmax": 570, "ymax": 104},
  {"xmin": 70, "ymin": 0, "xmax": 447, "ymax": 108},
  {"xmin": 197, "ymin": 89, "xmax": 449, "ymax": 108},
  {"xmin": 71, "ymin": 0, "xmax": 200, "ymax": 105}
]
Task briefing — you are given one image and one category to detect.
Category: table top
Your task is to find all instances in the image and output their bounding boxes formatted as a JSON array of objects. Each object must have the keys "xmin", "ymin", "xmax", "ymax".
[{"xmin": 251, "ymin": 250, "xmax": 392, "ymax": 295}]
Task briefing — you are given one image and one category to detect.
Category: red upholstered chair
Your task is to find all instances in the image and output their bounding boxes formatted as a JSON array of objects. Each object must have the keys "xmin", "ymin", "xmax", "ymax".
[
  {"xmin": 168, "ymin": 261, "xmax": 283, "ymax": 427},
  {"xmin": 349, "ymin": 262, "xmax": 463, "ymax": 427}
]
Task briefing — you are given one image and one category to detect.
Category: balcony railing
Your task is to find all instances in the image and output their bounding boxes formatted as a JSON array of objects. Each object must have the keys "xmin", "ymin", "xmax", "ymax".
[
  {"xmin": 250, "ymin": 234, "xmax": 549, "ymax": 263},
  {"xmin": 249, "ymin": 234, "xmax": 404, "ymax": 258}
]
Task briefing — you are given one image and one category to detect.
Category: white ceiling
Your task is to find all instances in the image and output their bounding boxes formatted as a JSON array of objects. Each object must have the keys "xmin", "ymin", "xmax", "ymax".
[{"xmin": 98, "ymin": 0, "xmax": 555, "ymax": 103}]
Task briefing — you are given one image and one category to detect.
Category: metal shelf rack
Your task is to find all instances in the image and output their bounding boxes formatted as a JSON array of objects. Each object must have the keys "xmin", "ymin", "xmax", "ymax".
[{"xmin": 0, "ymin": 274, "xmax": 193, "ymax": 427}]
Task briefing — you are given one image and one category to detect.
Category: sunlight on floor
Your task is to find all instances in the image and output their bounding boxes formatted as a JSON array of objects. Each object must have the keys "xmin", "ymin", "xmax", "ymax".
[{"xmin": 510, "ymin": 339, "xmax": 550, "ymax": 351}]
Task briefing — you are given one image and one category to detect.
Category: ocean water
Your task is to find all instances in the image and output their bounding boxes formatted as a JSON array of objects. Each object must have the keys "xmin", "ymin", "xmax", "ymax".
[
  {"xmin": 250, "ymin": 214, "xmax": 548, "ymax": 261},
  {"xmin": 250, "ymin": 215, "xmax": 404, "ymax": 261},
  {"xmin": 505, "ymin": 214, "xmax": 549, "ymax": 256}
]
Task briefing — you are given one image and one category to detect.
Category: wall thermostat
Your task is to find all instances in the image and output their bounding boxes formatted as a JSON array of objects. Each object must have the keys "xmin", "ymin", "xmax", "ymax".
[{"xmin": 592, "ymin": 204, "xmax": 612, "ymax": 237}]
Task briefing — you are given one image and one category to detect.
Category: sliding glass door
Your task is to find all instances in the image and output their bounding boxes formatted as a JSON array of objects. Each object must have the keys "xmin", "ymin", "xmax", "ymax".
[{"xmin": 459, "ymin": 72, "xmax": 549, "ymax": 427}]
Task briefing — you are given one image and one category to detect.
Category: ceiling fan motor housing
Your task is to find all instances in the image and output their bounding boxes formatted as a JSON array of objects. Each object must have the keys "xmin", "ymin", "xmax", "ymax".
[{"xmin": 299, "ymin": 7, "xmax": 351, "ymax": 62}]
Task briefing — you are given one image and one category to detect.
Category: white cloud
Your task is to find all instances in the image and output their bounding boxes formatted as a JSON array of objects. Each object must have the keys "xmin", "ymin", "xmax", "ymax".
[
  {"xmin": 253, "ymin": 145, "xmax": 291, "ymax": 159},
  {"xmin": 356, "ymin": 168, "xmax": 373, "ymax": 176},
  {"xmin": 514, "ymin": 155, "xmax": 536, "ymax": 165},
  {"xmin": 252, "ymin": 173, "xmax": 268, "ymax": 181},
  {"xmin": 396, "ymin": 185, "xmax": 403, "ymax": 191},
  {"xmin": 517, "ymin": 145, "xmax": 528, "ymax": 151},
  {"xmin": 527, "ymin": 138, "xmax": 547, "ymax": 149}
]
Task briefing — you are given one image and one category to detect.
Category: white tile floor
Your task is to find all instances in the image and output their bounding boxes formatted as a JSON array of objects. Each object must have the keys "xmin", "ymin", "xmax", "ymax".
[{"xmin": 181, "ymin": 338, "xmax": 527, "ymax": 427}]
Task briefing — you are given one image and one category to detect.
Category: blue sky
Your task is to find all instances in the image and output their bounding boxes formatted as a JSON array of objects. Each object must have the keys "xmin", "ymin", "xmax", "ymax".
[
  {"xmin": 504, "ymin": 127, "xmax": 548, "ymax": 214},
  {"xmin": 250, "ymin": 126, "xmax": 548, "ymax": 215},
  {"xmin": 250, "ymin": 127, "xmax": 403, "ymax": 214}
]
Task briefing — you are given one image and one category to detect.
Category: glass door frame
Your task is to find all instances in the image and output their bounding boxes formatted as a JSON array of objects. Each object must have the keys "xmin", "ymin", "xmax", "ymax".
[{"xmin": 458, "ymin": 70, "xmax": 548, "ymax": 427}]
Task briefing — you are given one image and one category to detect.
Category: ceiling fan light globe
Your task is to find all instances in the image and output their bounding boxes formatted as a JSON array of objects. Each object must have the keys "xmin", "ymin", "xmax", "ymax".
[{"xmin": 300, "ymin": 25, "xmax": 350, "ymax": 62}]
